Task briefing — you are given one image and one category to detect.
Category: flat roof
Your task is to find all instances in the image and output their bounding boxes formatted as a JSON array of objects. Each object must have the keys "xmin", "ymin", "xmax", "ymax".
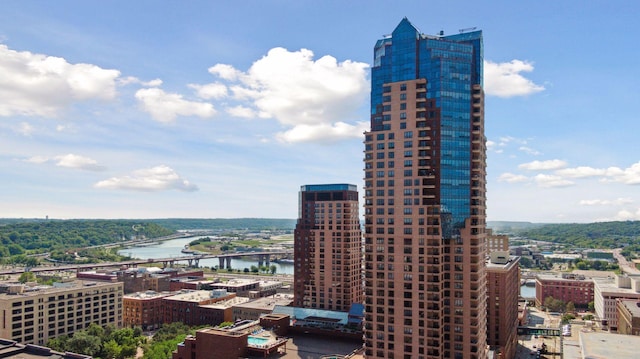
[
  {"xmin": 0, "ymin": 280, "xmax": 120, "ymax": 300},
  {"xmin": 124, "ymin": 290, "xmax": 173, "ymax": 300},
  {"xmin": 593, "ymin": 277, "xmax": 640, "ymax": 296},
  {"xmin": 0, "ymin": 340, "xmax": 91, "ymax": 359},
  {"xmin": 619, "ymin": 299, "xmax": 640, "ymax": 317},
  {"xmin": 579, "ymin": 331, "xmax": 640, "ymax": 359},
  {"xmin": 232, "ymin": 294, "xmax": 293, "ymax": 310},
  {"xmin": 164, "ymin": 290, "xmax": 220, "ymax": 302}
]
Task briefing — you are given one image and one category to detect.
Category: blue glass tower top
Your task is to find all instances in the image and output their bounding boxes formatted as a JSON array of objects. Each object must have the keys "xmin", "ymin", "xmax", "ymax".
[
  {"xmin": 372, "ymin": 17, "xmax": 483, "ymax": 113},
  {"xmin": 370, "ymin": 18, "xmax": 483, "ymax": 230}
]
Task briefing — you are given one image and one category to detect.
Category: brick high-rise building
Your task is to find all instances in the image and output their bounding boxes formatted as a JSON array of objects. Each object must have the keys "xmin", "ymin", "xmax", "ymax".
[
  {"xmin": 486, "ymin": 252, "xmax": 520, "ymax": 359},
  {"xmin": 363, "ymin": 18, "xmax": 487, "ymax": 359},
  {"xmin": 293, "ymin": 184, "xmax": 362, "ymax": 311}
]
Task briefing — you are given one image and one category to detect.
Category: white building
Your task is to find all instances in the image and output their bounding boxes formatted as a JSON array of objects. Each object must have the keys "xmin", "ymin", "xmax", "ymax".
[{"xmin": 593, "ymin": 275, "xmax": 640, "ymax": 330}]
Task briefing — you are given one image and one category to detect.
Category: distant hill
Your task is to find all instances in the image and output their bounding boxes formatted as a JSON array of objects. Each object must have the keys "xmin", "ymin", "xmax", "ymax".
[
  {"xmin": 149, "ymin": 218, "xmax": 296, "ymax": 231},
  {"xmin": 498, "ymin": 221, "xmax": 640, "ymax": 249},
  {"xmin": 487, "ymin": 221, "xmax": 548, "ymax": 232}
]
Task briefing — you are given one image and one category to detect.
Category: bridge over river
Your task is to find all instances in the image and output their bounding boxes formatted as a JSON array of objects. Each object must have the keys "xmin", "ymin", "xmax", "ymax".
[{"xmin": 0, "ymin": 250, "xmax": 293, "ymax": 276}]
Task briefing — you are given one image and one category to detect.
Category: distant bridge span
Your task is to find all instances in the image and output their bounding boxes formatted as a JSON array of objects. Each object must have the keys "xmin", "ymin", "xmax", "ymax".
[{"xmin": 0, "ymin": 250, "xmax": 293, "ymax": 275}]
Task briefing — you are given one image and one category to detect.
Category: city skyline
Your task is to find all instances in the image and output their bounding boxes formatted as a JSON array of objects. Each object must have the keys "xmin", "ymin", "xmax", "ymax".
[{"xmin": 1, "ymin": 1, "xmax": 639, "ymax": 223}]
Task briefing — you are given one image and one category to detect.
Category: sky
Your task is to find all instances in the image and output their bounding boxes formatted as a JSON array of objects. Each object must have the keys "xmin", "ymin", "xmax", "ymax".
[{"xmin": 1, "ymin": 1, "xmax": 639, "ymax": 223}]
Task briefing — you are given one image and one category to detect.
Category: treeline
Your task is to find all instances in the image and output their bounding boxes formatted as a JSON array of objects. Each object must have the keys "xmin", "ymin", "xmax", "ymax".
[
  {"xmin": 514, "ymin": 221, "xmax": 640, "ymax": 249},
  {"xmin": 47, "ymin": 324, "xmax": 145, "ymax": 359},
  {"xmin": 150, "ymin": 218, "xmax": 296, "ymax": 231},
  {"xmin": 0, "ymin": 219, "xmax": 174, "ymax": 257}
]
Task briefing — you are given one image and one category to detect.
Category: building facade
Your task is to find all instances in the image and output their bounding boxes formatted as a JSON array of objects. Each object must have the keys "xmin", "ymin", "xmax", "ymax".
[
  {"xmin": 486, "ymin": 253, "xmax": 520, "ymax": 359},
  {"xmin": 535, "ymin": 273, "xmax": 594, "ymax": 308},
  {"xmin": 293, "ymin": 184, "xmax": 362, "ymax": 312},
  {"xmin": 123, "ymin": 291, "xmax": 173, "ymax": 330},
  {"xmin": 0, "ymin": 281, "xmax": 123, "ymax": 345},
  {"xmin": 485, "ymin": 229, "xmax": 509, "ymax": 254},
  {"xmin": 617, "ymin": 299, "xmax": 640, "ymax": 335},
  {"xmin": 363, "ymin": 18, "xmax": 487, "ymax": 359},
  {"xmin": 594, "ymin": 275, "xmax": 640, "ymax": 331}
]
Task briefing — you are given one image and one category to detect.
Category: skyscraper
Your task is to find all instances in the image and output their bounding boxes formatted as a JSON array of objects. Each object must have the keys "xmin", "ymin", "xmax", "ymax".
[
  {"xmin": 363, "ymin": 18, "xmax": 487, "ymax": 359},
  {"xmin": 293, "ymin": 184, "xmax": 362, "ymax": 311}
]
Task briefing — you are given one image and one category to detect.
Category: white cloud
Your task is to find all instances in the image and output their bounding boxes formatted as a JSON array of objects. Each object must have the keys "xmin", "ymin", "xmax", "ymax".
[
  {"xmin": 604, "ymin": 162, "xmax": 640, "ymax": 185},
  {"xmin": 94, "ymin": 165, "xmax": 198, "ymax": 192},
  {"xmin": 195, "ymin": 47, "xmax": 369, "ymax": 143},
  {"xmin": 18, "ymin": 122, "xmax": 34, "ymax": 136},
  {"xmin": 276, "ymin": 121, "xmax": 369, "ymax": 143},
  {"xmin": 519, "ymin": 146, "xmax": 541, "ymax": 156},
  {"xmin": 25, "ymin": 155, "xmax": 49, "ymax": 164},
  {"xmin": 54, "ymin": 153, "xmax": 105, "ymax": 171},
  {"xmin": 484, "ymin": 60, "xmax": 545, "ymax": 98},
  {"xmin": 0, "ymin": 44, "xmax": 120, "ymax": 117},
  {"xmin": 579, "ymin": 198, "xmax": 633, "ymax": 206},
  {"xmin": 119, "ymin": 76, "xmax": 162, "ymax": 87},
  {"xmin": 188, "ymin": 82, "xmax": 228, "ymax": 100},
  {"xmin": 556, "ymin": 166, "xmax": 606, "ymax": 178},
  {"xmin": 135, "ymin": 88, "xmax": 216, "ymax": 123},
  {"xmin": 22, "ymin": 153, "xmax": 104, "ymax": 171},
  {"xmin": 612, "ymin": 208, "xmax": 640, "ymax": 221},
  {"xmin": 534, "ymin": 174, "xmax": 574, "ymax": 188},
  {"xmin": 208, "ymin": 64, "xmax": 242, "ymax": 81},
  {"xmin": 519, "ymin": 159, "xmax": 567, "ymax": 171},
  {"xmin": 498, "ymin": 173, "xmax": 529, "ymax": 184}
]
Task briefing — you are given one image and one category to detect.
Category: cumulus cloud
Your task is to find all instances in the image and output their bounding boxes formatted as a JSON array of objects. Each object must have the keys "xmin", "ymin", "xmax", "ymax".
[
  {"xmin": 54, "ymin": 153, "xmax": 105, "ymax": 171},
  {"xmin": 519, "ymin": 159, "xmax": 567, "ymax": 171},
  {"xmin": 484, "ymin": 60, "xmax": 545, "ymax": 98},
  {"xmin": 498, "ymin": 173, "xmax": 528, "ymax": 184},
  {"xmin": 613, "ymin": 208, "xmax": 640, "ymax": 221},
  {"xmin": 119, "ymin": 76, "xmax": 162, "ymax": 87},
  {"xmin": 23, "ymin": 153, "xmax": 105, "ymax": 171},
  {"xmin": 135, "ymin": 88, "xmax": 216, "ymax": 123},
  {"xmin": 519, "ymin": 146, "xmax": 541, "ymax": 156},
  {"xmin": 94, "ymin": 165, "xmax": 198, "ymax": 192},
  {"xmin": 188, "ymin": 82, "xmax": 228, "ymax": 100},
  {"xmin": 18, "ymin": 122, "xmax": 34, "ymax": 136},
  {"xmin": 276, "ymin": 121, "xmax": 369, "ymax": 143},
  {"xmin": 579, "ymin": 198, "xmax": 633, "ymax": 206},
  {"xmin": 556, "ymin": 166, "xmax": 606, "ymax": 178},
  {"xmin": 190, "ymin": 47, "xmax": 369, "ymax": 143},
  {"xmin": 534, "ymin": 174, "xmax": 574, "ymax": 188},
  {"xmin": 603, "ymin": 162, "xmax": 640, "ymax": 185},
  {"xmin": 0, "ymin": 44, "xmax": 120, "ymax": 117}
]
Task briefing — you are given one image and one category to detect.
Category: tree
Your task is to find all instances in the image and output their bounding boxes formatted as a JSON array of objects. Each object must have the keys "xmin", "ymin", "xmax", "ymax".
[
  {"xmin": 67, "ymin": 331, "xmax": 101, "ymax": 357},
  {"xmin": 269, "ymin": 264, "xmax": 277, "ymax": 275},
  {"xmin": 18, "ymin": 272, "xmax": 36, "ymax": 283},
  {"xmin": 566, "ymin": 301, "xmax": 576, "ymax": 313},
  {"xmin": 588, "ymin": 301, "xmax": 595, "ymax": 312},
  {"xmin": 250, "ymin": 265, "xmax": 259, "ymax": 273},
  {"xmin": 519, "ymin": 257, "xmax": 534, "ymax": 268}
]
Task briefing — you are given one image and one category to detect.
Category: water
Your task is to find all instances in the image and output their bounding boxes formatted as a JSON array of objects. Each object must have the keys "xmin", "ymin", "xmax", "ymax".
[
  {"xmin": 117, "ymin": 236, "xmax": 294, "ymax": 275},
  {"xmin": 520, "ymin": 284, "xmax": 535, "ymax": 298}
]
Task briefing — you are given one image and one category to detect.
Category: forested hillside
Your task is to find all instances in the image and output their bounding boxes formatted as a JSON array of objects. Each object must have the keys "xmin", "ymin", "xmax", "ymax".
[
  {"xmin": 513, "ymin": 221, "xmax": 640, "ymax": 248},
  {"xmin": 150, "ymin": 218, "xmax": 296, "ymax": 231},
  {"xmin": 0, "ymin": 220, "xmax": 174, "ymax": 257}
]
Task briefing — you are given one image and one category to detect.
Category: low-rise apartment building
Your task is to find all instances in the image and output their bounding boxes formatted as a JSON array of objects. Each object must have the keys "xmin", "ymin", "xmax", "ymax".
[
  {"xmin": 536, "ymin": 273, "xmax": 594, "ymax": 308},
  {"xmin": 0, "ymin": 280, "xmax": 123, "ymax": 345}
]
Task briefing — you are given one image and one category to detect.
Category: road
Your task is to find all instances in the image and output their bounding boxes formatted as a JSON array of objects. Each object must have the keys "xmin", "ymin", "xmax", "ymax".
[{"xmin": 613, "ymin": 248, "xmax": 640, "ymax": 274}]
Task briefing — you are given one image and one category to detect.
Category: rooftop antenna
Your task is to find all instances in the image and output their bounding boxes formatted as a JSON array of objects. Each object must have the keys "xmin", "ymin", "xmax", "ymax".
[{"xmin": 459, "ymin": 27, "xmax": 477, "ymax": 33}]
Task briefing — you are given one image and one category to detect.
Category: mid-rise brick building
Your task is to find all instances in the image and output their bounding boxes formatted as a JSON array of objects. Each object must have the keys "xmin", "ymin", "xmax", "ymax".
[
  {"xmin": 535, "ymin": 273, "xmax": 594, "ymax": 308},
  {"xmin": 486, "ymin": 253, "xmax": 520, "ymax": 359}
]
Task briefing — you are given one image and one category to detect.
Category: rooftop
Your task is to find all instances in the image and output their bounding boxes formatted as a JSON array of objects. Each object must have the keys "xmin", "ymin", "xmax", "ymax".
[
  {"xmin": 619, "ymin": 299, "xmax": 640, "ymax": 317},
  {"xmin": 0, "ymin": 339, "xmax": 91, "ymax": 359},
  {"xmin": 0, "ymin": 280, "xmax": 119, "ymax": 299},
  {"xmin": 232, "ymin": 294, "xmax": 293, "ymax": 310},
  {"xmin": 578, "ymin": 331, "xmax": 640, "ymax": 359}
]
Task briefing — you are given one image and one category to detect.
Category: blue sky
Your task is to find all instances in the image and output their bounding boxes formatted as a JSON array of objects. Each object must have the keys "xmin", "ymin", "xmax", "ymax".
[{"xmin": 1, "ymin": 1, "xmax": 639, "ymax": 223}]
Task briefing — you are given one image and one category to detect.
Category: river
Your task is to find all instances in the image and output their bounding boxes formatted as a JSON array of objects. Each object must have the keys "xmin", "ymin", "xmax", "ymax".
[{"xmin": 117, "ymin": 236, "xmax": 294, "ymax": 275}]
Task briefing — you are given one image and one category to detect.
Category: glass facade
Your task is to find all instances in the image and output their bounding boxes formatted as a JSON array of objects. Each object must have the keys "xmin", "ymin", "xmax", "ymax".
[{"xmin": 371, "ymin": 18, "xmax": 482, "ymax": 229}]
